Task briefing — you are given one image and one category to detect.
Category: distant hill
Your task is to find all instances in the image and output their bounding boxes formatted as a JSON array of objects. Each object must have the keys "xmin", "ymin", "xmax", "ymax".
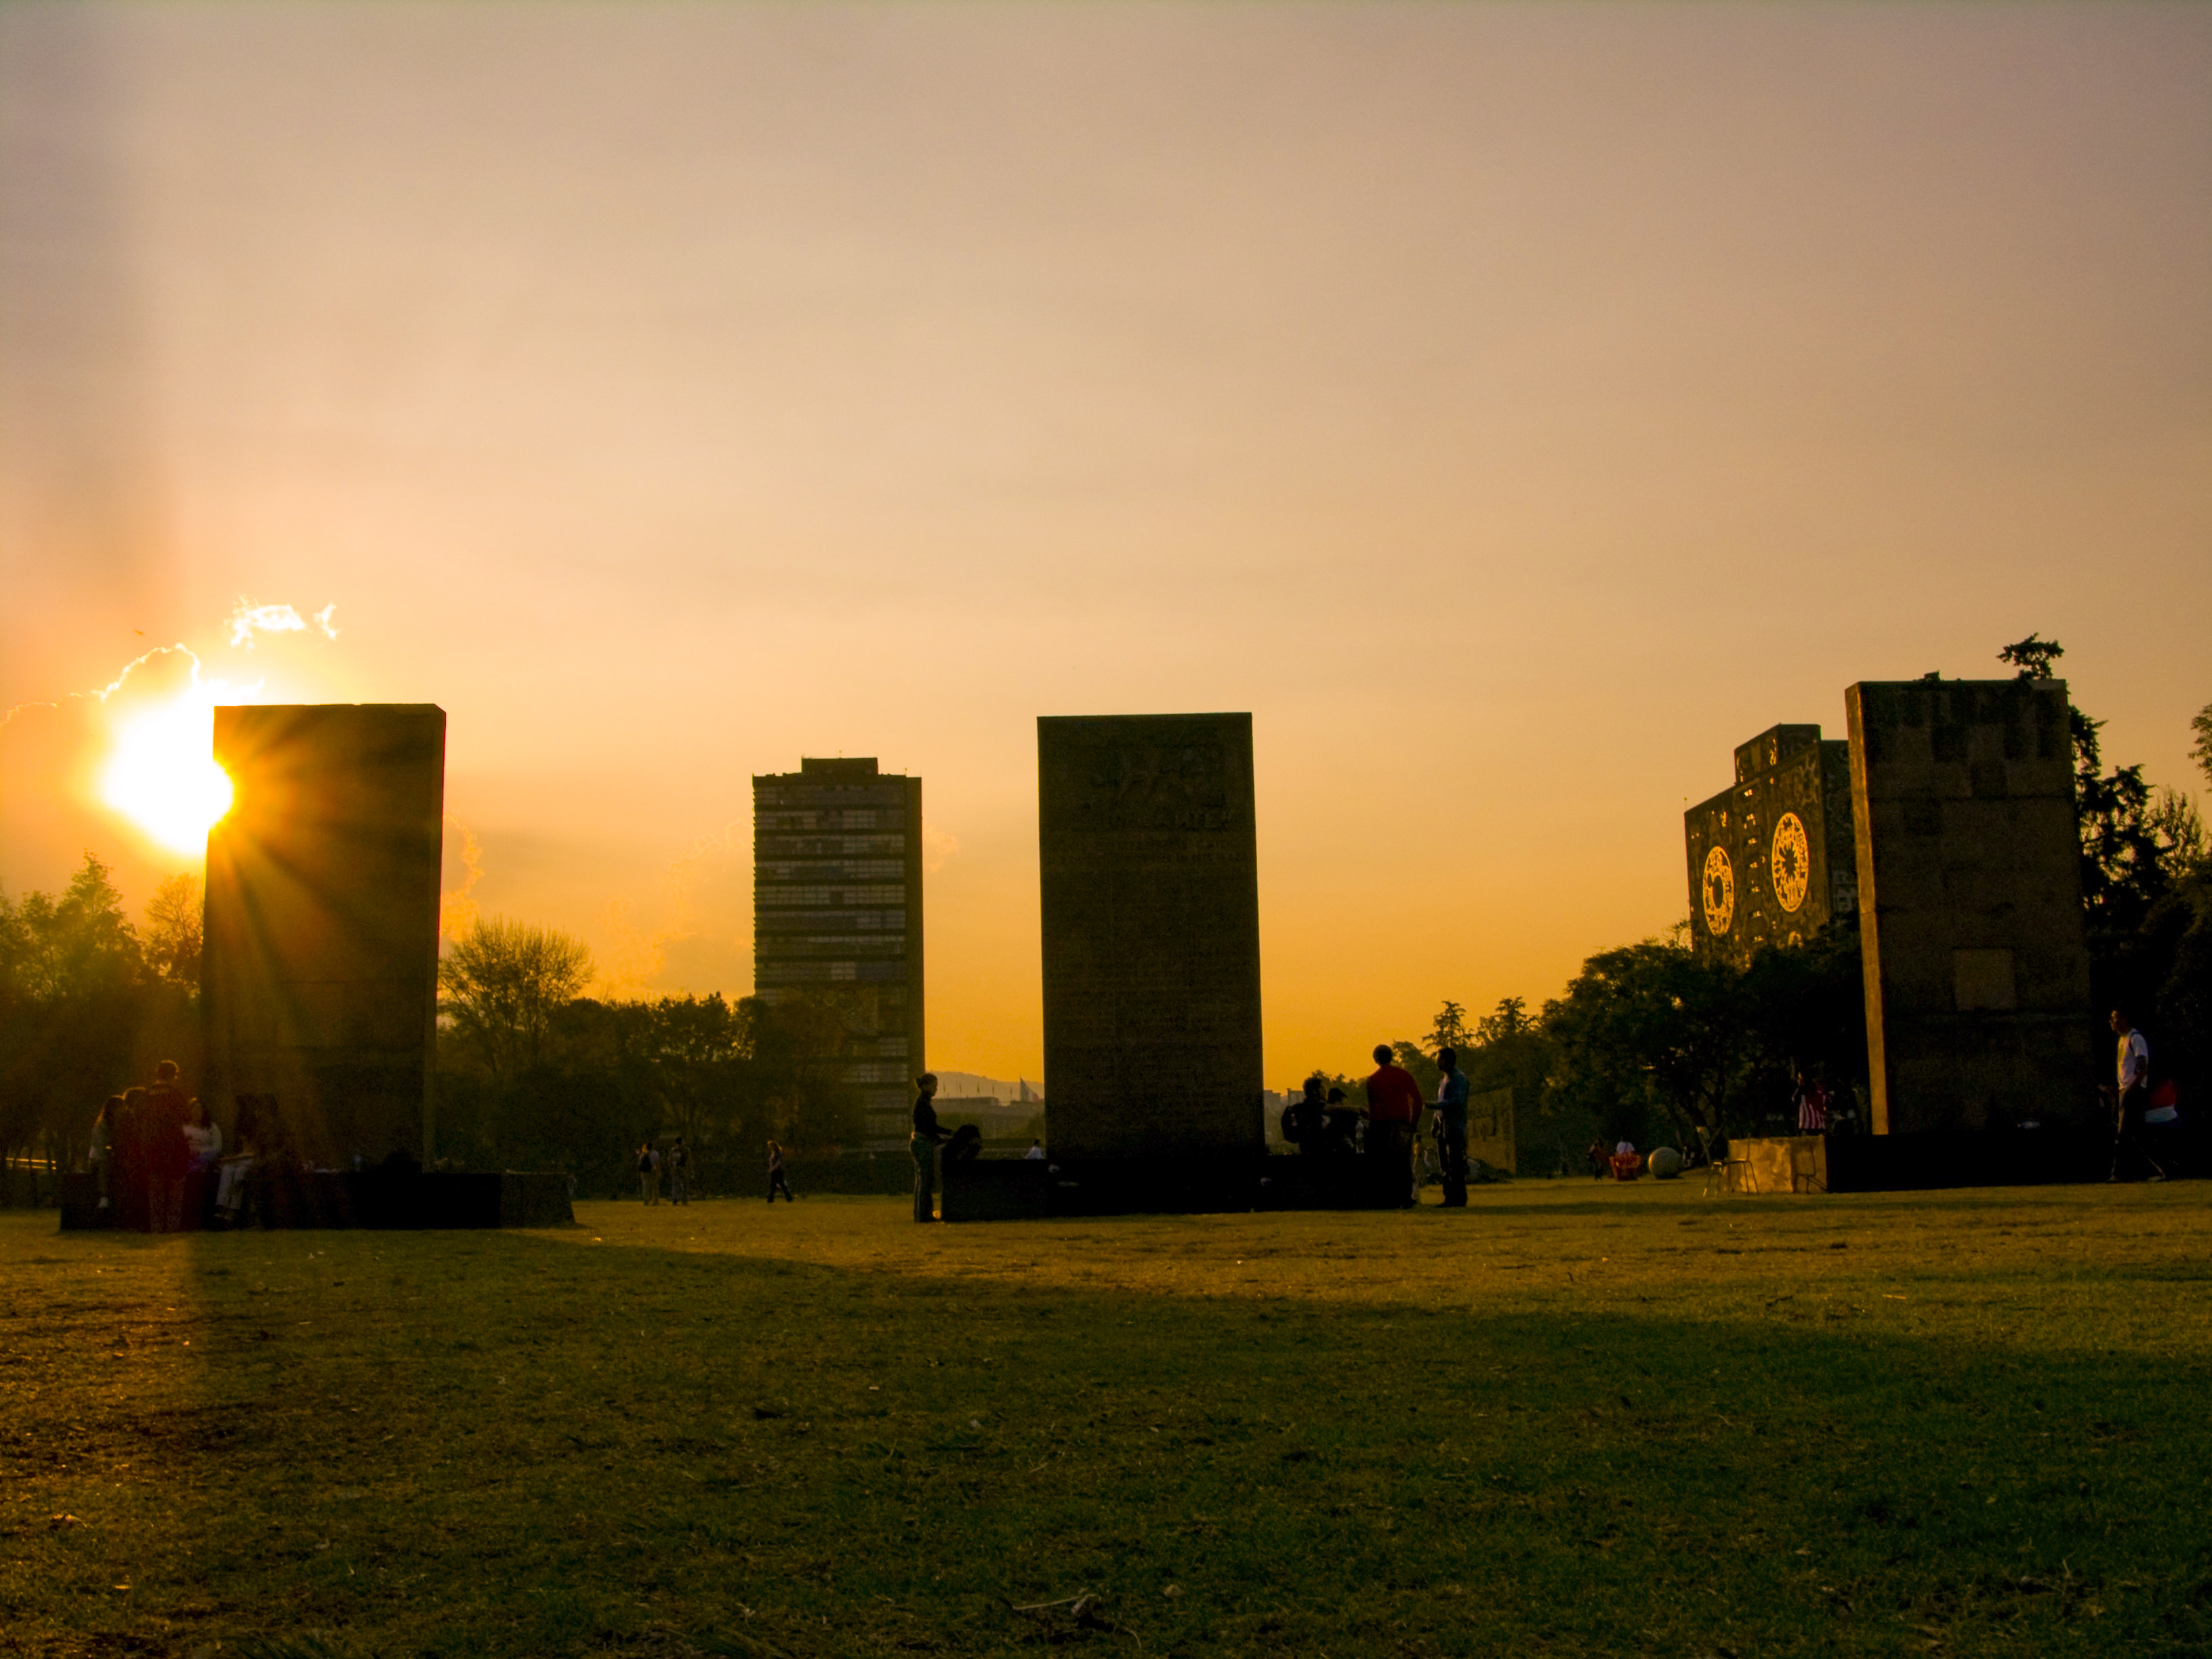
[{"xmin": 930, "ymin": 1069, "xmax": 1041, "ymax": 1103}]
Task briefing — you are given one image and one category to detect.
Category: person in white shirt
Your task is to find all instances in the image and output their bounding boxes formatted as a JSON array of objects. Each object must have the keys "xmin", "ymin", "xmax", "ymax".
[
  {"xmin": 2108, "ymin": 1008, "xmax": 2165, "ymax": 1183},
  {"xmin": 1023, "ymin": 1140, "xmax": 1046, "ymax": 1162}
]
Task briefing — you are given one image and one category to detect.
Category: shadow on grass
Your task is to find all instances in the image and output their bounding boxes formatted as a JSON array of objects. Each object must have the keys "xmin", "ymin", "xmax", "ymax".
[{"xmin": 12, "ymin": 1207, "xmax": 2212, "ymax": 1659}]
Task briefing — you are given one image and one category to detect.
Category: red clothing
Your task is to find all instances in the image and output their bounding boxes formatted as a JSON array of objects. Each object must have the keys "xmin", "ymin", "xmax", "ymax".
[
  {"xmin": 1365, "ymin": 1063, "xmax": 1424, "ymax": 1124},
  {"xmin": 142, "ymin": 1085, "xmax": 192, "ymax": 1180}
]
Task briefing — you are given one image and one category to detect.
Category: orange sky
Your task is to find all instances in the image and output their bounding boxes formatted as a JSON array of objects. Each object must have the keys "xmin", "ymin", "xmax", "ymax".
[{"xmin": 3, "ymin": 4, "xmax": 2208, "ymax": 1086}]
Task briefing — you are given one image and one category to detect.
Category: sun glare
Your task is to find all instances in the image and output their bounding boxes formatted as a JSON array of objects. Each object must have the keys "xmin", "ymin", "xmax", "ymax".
[{"xmin": 99, "ymin": 693, "xmax": 234, "ymax": 857}]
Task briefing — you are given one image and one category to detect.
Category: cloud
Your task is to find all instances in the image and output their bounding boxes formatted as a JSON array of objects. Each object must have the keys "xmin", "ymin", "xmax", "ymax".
[
  {"xmin": 228, "ymin": 598, "xmax": 340, "ymax": 649},
  {"xmin": 438, "ymin": 816, "xmax": 482, "ymax": 943}
]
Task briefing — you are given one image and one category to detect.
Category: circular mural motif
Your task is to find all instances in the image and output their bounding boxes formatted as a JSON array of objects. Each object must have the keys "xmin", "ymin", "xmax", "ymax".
[
  {"xmin": 1701, "ymin": 845, "xmax": 1736, "ymax": 935},
  {"xmin": 1771, "ymin": 812, "xmax": 1812, "ymax": 914}
]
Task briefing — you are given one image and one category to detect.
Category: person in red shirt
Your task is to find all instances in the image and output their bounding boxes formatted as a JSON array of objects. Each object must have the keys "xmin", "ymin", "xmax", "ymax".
[
  {"xmin": 142, "ymin": 1061, "xmax": 193, "ymax": 1232},
  {"xmin": 1364, "ymin": 1044, "xmax": 1425, "ymax": 1207}
]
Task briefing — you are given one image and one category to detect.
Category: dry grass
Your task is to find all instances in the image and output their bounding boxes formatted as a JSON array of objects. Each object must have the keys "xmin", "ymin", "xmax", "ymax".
[{"xmin": 2, "ymin": 1178, "xmax": 2208, "ymax": 1657}]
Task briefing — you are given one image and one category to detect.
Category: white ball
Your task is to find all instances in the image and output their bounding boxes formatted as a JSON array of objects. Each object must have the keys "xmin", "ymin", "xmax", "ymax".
[{"xmin": 1647, "ymin": 1146, "xmax": 1684, "ymax": 1180}]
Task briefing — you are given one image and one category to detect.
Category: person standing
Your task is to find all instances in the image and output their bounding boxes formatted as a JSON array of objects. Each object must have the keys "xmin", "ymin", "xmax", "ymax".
[
  {"xmin": 1793, "ymin": 1069, "xmax": 1830, "ymax": 1134},
  {"xmin": 636, "ymin": 1141, "xmax": 661, "ymax": 1204},
  {"xmin": 183, "ymin": 1101, "xmax": 223, "ymax": 1229},
  {"xmin": 1433, "ymin": 1048, "xmax": 1471, "ymax": 1208},
  {"xmin": 667, "ymin": 1136, "xmax": 691, "ymax": 1205},
  {"xmin": 1364, "ymin": 1044, "xmax": 1424, "ymax": 1206},
  {"xmin": 214, "ymin": 1096, "xmax": 264, "ymax": 1229},
  {"xmin": 2108, "ymin": 1009, "xmax": 2165, "ymax": 1183},
  {"xmin": 911, "ymin": 1073, "xmax": 950, "ymax": 1223},
  {"xmin": 110, "ymin": 1087, "xmax": 150, "ymax": 1229},
  {"xmin": 1284, "ymin": 1077, "xmax": 1328, "ymax": 1153},
  {"xmin": 143, "ymin": 1062, "xmax": 192, "ymax": 1232},
  {"xmin": 88, "ymin": 1096, "xmax": 120, "ymax": 1214},
  {"xmin": 766, "ymin": 1139, "xmax": 795, "ymax": 1203}
]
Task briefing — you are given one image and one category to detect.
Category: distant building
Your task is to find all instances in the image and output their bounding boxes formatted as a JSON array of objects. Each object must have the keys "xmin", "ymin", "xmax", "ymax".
[
  {"xmin": 932, "ymin": 1096, "xmax": 1038, "ymax": 1139},
  {"xmin": 753, "ymin": 757, "xmax": 922, "ymax": 1145}
]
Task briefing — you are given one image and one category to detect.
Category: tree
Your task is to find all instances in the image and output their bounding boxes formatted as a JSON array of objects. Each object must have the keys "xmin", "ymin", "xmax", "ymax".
[
  {"xmin": 750, "ymin": 994, "xmax": 865, "ymax": 1150},
  {"xmin": 0, "ymin": 855, "xmax": 179, "ymax": 1191},
  {"xmin": 1998, "ymin": 642, "xmax": 2212, "ymax": 1105},
  {"xmin": 1475, "ymin": 996, "xmax": 1530, "ymax": 1045},
  {"xmin": 437, "ymin": 917, "xmax": 594, "ymax": 1094},
  {"xmin": 1998, "ymin": 636, "xmax": 2194, "ymax": 938},
  {"xmin": 3, "ymin": 855, "xmax": 141, "ymax": 1003},
  {"xmin": 1427, "ymin": 1000, "xmax": 1473, "ymax": 1054},
  {"xmin": 1996, "ymin": 634, "xmax": 2064, "ymax": 680},
  {"xmin": 1737, "ymin": 922, "xmax": 1868, "ymax": 1128},
  {"xmin": 1542, "ymin": 930, "xmax": 1748, "ymax": 1151},
  {"xmin": 1999, "ymin": 639, "xmax": 2207, "ymax": 1028},
  {"xmin": 143, "ymin": 874, "xmax": 203, "ymax": 986}
]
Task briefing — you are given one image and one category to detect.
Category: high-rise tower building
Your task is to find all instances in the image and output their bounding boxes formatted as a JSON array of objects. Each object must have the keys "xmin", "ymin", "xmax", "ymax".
[{"xmin": 752, "ymin": 758, "xmax": 922, "ymax": 1144}]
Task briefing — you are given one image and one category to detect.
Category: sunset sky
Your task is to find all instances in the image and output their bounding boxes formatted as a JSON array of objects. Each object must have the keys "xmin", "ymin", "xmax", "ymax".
[{"xmin": 3, "ymin": 3, "xmax": 2207, "ymax": 1086}]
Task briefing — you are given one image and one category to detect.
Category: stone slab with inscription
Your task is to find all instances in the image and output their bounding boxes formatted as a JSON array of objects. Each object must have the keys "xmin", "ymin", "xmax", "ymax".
[
  {"xmin": 1038, "ymin": 713, "xmax": 1265, "ymax": 1174},
  {"xmin": 1847, "ymin": 678, "xmax": 2093, "ymax": 1134},
  {"xmin": 203, "ymin": 704, "xmax": 446, "ymax": 1167}
]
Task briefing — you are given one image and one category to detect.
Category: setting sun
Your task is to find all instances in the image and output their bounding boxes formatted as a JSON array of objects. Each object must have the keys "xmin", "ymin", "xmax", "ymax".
[{"xmin": 98, "ymin": 691, "xmax": 234, "ymax": 857}]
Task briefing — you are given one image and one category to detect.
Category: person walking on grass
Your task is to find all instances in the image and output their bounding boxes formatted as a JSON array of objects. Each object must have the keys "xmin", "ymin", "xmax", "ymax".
[
  {"xmin": 2108, "ymin": 1008, "xmax": 2166, "ymax": 1183},
  {"xmin": 1364, "ymin": 1044, "xmax": 1424, "ymax": 1206},
  {"xmin": 911, "ymin": 1073, "xmax": 951, "ymax": 1223},
  {"xmin": 636, "ymin": 1141, "xmax": 661, "ymax": 1204},
  {"xmin": 1433, "ymin": 1047, "xmax": 1471, "ymax": 1208},
  {"xmin": 766, "ymin": 1139, "xmax": 795, "ymax": 1204}
]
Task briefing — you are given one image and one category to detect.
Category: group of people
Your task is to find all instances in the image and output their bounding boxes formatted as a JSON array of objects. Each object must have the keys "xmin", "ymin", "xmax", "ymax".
[
  {"xmin": 85, "ymin": 1062, "xmax": 269, "ymax": 1231},
  {"xmin": 909, "ymin": 1048, "xmax": 1482, "ymax": 1224},
  {"xmin": 1278, "ymin": 1044, "xmax": 1475, "ymax": 1207},
  {"xmin": 633, "ymin": 1136, "xmax": 695, "ymax": 1204},
  {"xmin": 632, "ymin": 1136, "xmax": 815, "ymax": 1204}
]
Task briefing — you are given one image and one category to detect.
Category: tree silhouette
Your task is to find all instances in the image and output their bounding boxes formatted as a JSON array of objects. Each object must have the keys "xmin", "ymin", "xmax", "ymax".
[
  {"xmin": 142, "ymin": 874, "xmax": 203, "ymax": 987},
  {"xmin": 438, "ymin": 917, "xmax": 595, "ymax": 1096}
]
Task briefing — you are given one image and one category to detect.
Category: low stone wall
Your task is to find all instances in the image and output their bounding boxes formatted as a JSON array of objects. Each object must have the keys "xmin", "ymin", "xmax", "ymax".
[
  {"xmin": 941, "ymin": 1158, "xmax": 1048, "ymax": 1222},
  {"xmin": 1727, "ymin": 1136, "xmax": 1827, "ymax": 1194},
  {"xmin": 1724, "ymin": 1124, "xmax": 2202, "ymax": 1193}
]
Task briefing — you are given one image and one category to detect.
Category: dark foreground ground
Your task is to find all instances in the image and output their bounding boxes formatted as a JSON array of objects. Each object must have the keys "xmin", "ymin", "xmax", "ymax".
[{"xmin": 2, "ymin": 1179, "xmax": 2207, "ymax": 1658}]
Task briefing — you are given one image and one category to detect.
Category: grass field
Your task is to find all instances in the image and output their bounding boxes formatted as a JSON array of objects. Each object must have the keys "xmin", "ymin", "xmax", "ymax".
[{"xmin": 3, "ymin": 1179, "xmax": 2208, "ymax": 1658}]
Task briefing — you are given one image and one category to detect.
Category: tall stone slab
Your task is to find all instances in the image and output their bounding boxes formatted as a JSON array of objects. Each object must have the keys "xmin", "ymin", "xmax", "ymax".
[
  {"xmin": 1685, "ymin": 724, "xmax": 1856, "ymax": 968},
  {"xmin": 1846, "ymin": 678, "xmax": 2093, "ymax": 1133},
  {"xmin": 1038, "ymin": 713, "xmax": 1265, "ymax": 1169},
  {"xmin": 203, "ymin": 705, "xmax": 446, "ymax": 1165}
]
